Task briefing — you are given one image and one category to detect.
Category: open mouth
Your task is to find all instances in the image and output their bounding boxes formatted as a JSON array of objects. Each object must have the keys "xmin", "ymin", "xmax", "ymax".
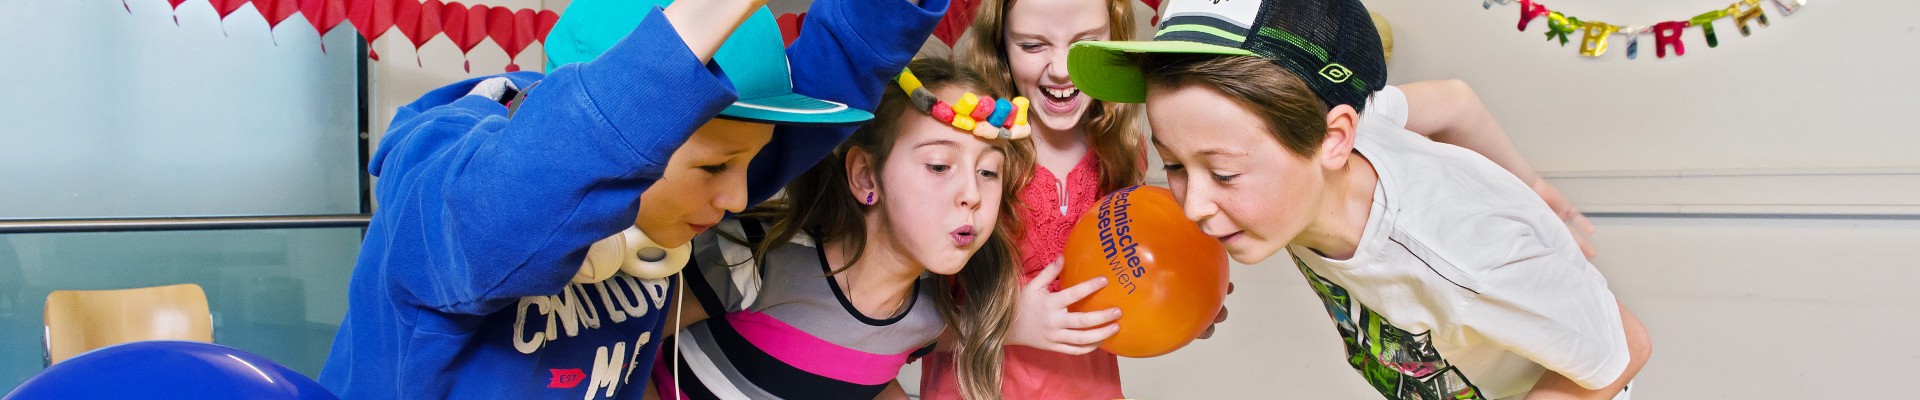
[
  {"xmin": 950, "ymin": 225, "xmax": 977, "ymax": 247},
  {"xmin": 1043, "ymin": 86, "xmax": 1079, "ymax": 100},
  {"xmin": 1039, "ymin": 85, "xmax": 1080, "ymax": 114}
]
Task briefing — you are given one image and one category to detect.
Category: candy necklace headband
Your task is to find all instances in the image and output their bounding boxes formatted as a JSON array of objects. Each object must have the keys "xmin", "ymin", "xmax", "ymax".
[{"xmin": 894, "ymin": 68, "xmax": 1033, "ymax": 141}]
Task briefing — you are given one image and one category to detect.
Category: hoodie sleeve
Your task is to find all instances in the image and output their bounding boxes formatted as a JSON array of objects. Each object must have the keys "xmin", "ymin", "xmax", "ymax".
[
  {"xmin": 742, "ymin": 0, "xmax": 947, "ymax": 206},
  {"xmin": 367, "ymin": 8, "xmax": 738, "ymax": 315}
]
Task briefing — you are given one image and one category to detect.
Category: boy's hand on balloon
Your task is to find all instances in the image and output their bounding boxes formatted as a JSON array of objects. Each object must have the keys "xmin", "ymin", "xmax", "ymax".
[
  {"xmin": 1008, "ymin": 259, "xmax": 1122, "ymax": 355},
  {"xmin": 1196, "ymin": 282, "xmax": 1233, "ymax": 339}
]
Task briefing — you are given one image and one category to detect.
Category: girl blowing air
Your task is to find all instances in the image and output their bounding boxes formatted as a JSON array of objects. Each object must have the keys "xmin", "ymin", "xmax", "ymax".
[{"xmin": 648, "ymin": 58, "xmax": 1030, "ymax": 400}]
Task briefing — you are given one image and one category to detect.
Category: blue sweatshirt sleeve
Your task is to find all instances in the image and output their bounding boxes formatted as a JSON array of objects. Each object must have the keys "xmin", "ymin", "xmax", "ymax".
[
  {"xmin": 368, "ymin": 8, "xmax": 737, "ymax": 315},
  {"xmin": 743, "ymin": 0, "xmax": 947, "ymax": 206}
]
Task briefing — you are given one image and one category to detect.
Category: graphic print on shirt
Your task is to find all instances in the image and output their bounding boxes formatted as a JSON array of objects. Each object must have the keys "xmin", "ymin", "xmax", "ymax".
[
  {"xmin": 1294, "ymin": 256, "xmax": 1484, "ymax": 400},
  {"xmin": 506, "ymin": 274, "xmax": 674, "ymax": 399}
]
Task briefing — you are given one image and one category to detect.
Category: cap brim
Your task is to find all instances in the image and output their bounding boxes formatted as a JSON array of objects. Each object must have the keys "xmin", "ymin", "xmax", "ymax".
[
  {"xmin": 716, "ymin": 92, "xmax": 874, "ymax": 127},
  {"xmin": 1068, "ymin": 40, "xmax": 1257, "ymax": 104}
]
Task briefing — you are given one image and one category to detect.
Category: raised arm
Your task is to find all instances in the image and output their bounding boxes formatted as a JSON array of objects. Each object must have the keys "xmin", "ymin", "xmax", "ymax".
[
  {"xmin": 743, "ymin": 0, "xmax": 947, "ymax": 206},
  {"xmin": 664, "ymin": 0, "xmax": 771, "ymax": 64},
  {"xmin": 370, "ymin": 4, "xmax": 772, "ymax": 314}
]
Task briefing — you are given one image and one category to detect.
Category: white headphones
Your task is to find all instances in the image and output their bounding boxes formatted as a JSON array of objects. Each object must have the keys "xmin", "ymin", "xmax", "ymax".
[{"xmin": 572, "ymin": 226, "xmax": 692, "ymax": 283}]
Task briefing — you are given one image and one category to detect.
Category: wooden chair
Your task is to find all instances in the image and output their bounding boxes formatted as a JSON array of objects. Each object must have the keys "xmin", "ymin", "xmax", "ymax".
[{"xmin": 43, "ymin": 283, "xmax": 214, "ymax": 365}]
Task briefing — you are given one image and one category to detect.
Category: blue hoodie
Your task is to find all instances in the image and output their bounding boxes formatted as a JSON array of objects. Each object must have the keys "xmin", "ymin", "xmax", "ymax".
[{"xmin": 318, "ymin": 0, "xmax": 945, "ymax": 398}]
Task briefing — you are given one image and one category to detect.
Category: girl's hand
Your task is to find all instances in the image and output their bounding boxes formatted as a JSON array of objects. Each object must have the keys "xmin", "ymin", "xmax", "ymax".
[
  {"xmin": 1007, "ymin": 258, "xmax": 1122, "ymax": 355},
  {"xmin": 1196, "ymin": 282, "xmax": 1232, "ymax": 339},
  {"xmin": 663, "ymin": 0, "xmax": 772, "ymax": 64},
  {"xmin": 1530, "ymin": 180, "xmax": 1597, "ymax": 260}
]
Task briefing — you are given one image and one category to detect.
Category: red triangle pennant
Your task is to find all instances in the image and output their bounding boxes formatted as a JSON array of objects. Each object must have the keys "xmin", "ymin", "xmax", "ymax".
[
  {"xmin": 168, "ymin": 0, "xmax": 189, "ymax": 25},
  {"xmin": 395, "ymin": 0, "xmax": 443, "ymax": 66},
  {"xmin": 209, "ymin": 0, "xmax": 250, "ymax": 21},
  {"xmin": 299, "ymin": 0, "xmax": 348, "ymax": 52},
  {"xmin": 534, "ymin": 9, "xmax": 559, "ymax": 43},
  {"xmin": 208, "ymin": 0, "xmax": 250, "ymax": 36},
  {"xmin": 488, "ymin": 7, "xmax": 535, "ymax": 71},
  {"xmin": 346, "ymin": 0, "xmax": 396, "ymax": 59},
  {"xmin": 932, "ymin": 0, "xmax": 980, "ymax": 48},
  {"xmin": 1141, "ymin": 0, "xmax": 1164, "ymax": 25},
  {"xmin": 460, "ymin": 4, "xmax": 490, "ymax": 54},
  {"xmin": 258, "ymin": 0, "xmax": 300, "ymax": 29},
  {"xmin": 776, "ymin": 12, "xmax": 806, "ymax": 47},
  {"xmin": 439, "ymin": 2, "xmax": 489, "ymax": 71}
]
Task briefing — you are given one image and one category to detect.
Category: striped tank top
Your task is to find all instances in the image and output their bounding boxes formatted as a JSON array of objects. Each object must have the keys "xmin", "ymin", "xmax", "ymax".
[{"xmin": 653, "ymin": 219, "xmax": 940, "ymax": 399}]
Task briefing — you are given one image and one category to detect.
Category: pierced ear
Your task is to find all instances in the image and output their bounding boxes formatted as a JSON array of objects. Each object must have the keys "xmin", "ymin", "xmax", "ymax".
[
  {"xmin": 845, "ymin": 147, "xmax": 879, "ymax": 201},
  {"xmin": 1318, "ymin": 104, "xmax": 1362, "ymax": 170}
]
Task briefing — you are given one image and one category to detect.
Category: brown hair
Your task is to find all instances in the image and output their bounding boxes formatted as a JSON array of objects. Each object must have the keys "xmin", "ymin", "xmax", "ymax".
[
  {"xmin": 964, "ymin": 0, "xmax": 1145, "ymax": 197},
  {"xmin": 1138, "ymin": 54, "xmax": 1331, "ymax": 157},
  {"xmin": 743, "ymin": 57, "xmax": 1021, "ymax": 400}
]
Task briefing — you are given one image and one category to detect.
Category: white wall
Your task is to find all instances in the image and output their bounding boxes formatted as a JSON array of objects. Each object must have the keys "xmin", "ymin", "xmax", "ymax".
[{"xmin": 1371, "ymin": 0, "xmax": 1920, "ymax": 174}]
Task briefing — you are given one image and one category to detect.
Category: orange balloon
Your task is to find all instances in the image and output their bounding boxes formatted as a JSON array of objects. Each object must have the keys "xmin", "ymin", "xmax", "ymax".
[{"xmin": 1060, "ymin": 186, "xmax": 1230, "ymax": 358}]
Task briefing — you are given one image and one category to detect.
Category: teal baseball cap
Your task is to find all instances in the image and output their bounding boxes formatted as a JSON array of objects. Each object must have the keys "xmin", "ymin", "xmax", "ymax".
[{"xmin": 545, "ymin": 0, "xmax": 872, "ymax": 127}]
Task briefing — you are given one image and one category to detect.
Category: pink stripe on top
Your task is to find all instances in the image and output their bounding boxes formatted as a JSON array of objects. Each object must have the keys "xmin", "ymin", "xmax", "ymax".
[
  {"xmin": 650, "ymin": 354, "xmax": 691, "ymax": 400},
  {"xmin": 725, "ymin": 311, "xmax": 912, "ymax": 385}
]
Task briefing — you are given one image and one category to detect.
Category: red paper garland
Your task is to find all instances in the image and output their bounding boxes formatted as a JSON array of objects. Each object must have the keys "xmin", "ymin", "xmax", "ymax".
[
  {"xmin": 258, "ymin": 0, "xmax": 300, "ymax": 31},
  {"xmin": 931, "ymin": 0, "xmax": 978, "ymax": 48},
  {"xmin": 347, "ymin": 0, "xmax": 396, "ymax": 60},
  {"xmin": 168, "ymin": 0, "xmax": 189, "ymax": 25},
  {"xmin": 776, "ymin": 12, "xmax": 807, "ymax": 47},
  {"xmin": 393, "ymin": 0, "xmax": 440, "ymax": 66},
  {"xmin": 140, "ymin": 0, "xmax": 556, "ymax": 72},
  {"xmin": 488, "ymin": 7, "xmax": 535, "ymax": 71},
  {"xmin": 135, "ymin": 0, "xmax": 1174, "ymax": 72},
  {"xmin": 298, "ymin": 0, "xmax": 347, "ymax": 53},
  {"xmin": 534, "ymin": 9, "xmax": 558, "ymax": 42}
]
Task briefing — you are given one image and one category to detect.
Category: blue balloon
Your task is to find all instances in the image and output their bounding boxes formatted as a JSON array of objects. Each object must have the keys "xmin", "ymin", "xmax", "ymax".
[{"xmin": 5, "ymin": 340, "xmax": 338, "ymax": 400}]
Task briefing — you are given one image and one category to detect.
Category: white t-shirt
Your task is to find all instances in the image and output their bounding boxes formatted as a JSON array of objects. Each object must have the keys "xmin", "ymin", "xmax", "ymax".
[{"xmin": 1285, "ymin": 86, "xmax": 1631, "ymax": 400}]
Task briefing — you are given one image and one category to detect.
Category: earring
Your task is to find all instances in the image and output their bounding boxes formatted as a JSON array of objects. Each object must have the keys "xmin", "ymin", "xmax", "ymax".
[{"xmin": 864, "ymin": 192, "xmax": 876, "ymax": 205}]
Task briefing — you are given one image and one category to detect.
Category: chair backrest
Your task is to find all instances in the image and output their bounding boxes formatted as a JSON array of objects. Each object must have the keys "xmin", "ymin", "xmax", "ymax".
[{"xmin": 43, "ymin": 283, "xmax": 213, "ymax": 365}]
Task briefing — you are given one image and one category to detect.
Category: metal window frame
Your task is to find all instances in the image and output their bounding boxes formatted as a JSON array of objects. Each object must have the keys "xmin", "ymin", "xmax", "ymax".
[{"xmin": 2, "ymin": 39, "xmax": 377, "ymax": 236}]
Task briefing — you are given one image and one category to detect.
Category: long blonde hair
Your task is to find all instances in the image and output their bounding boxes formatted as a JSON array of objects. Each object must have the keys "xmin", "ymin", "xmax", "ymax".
[
  {"xmin": 964, "ymin": 0, "xmax": 1145, "ymax": 197},
  {"xmin": 744, "ymin": 58, "xmax": 1021, "ymax": 400}
]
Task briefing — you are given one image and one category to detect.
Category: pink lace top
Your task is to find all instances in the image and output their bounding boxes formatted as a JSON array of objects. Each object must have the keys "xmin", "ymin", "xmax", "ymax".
[{"xmin": 1014, "ymin": 150, "xmax": 1103, "ymax": 285}]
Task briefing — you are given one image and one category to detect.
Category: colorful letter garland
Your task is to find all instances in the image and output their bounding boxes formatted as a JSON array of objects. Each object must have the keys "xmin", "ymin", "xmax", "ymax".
[{"xmin": 1487, "ymin": 0, "xmax": 1807, "ymax": 60}]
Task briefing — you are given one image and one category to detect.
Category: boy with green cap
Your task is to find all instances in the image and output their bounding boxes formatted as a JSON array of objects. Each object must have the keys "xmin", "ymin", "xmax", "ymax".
[
  {"xmin": 318, "ymin": 0, "xmax": 946, "ymax": 398},
  {"xmin": 1067, "ymin": 0, "xmax": 1651, "ymax": 398}
]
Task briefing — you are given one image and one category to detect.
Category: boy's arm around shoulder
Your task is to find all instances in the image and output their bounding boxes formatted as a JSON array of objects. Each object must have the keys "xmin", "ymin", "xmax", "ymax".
[{"xmin": 1392, "ymin": 80, "xmax": 1597, "ymax": 259}]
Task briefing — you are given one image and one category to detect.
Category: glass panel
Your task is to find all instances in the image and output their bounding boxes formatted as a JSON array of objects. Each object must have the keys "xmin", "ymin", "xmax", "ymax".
[
  {"xmin": 0, "ymin": 228, "xmax": 362, "ymax": 389},
  {"xmin": 0, "ymin": 1, "xmax": 363, "ymax": 219}
]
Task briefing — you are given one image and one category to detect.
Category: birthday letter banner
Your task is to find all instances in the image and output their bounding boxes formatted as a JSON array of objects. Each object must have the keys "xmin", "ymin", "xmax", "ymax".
[{"xmin": 1483, "ymin": 0, "xmax": 1806, "ymax": 59}]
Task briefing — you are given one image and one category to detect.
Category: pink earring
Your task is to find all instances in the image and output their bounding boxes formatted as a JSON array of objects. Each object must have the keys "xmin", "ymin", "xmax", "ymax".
[{"xmin": 864, "ymin": 192, "xmax": 876, "ymax": 205}]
